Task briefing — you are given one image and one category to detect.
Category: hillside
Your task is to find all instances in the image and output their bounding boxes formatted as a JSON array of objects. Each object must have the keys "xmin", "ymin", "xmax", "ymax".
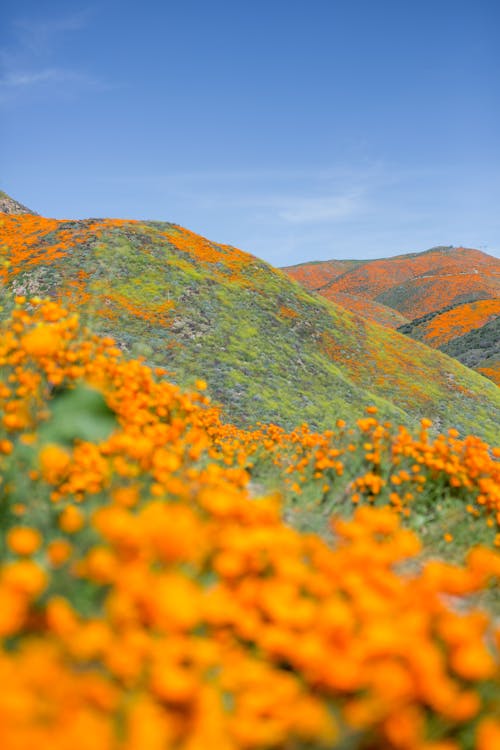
[
  {"xmin": 441, "ymin": 317, "xmax": 500, "ymax": 385},
  {"xmin": 282, "ymin": 258, "xmax": 410, "ymax": 328},
  {"xmin": 283, "ymin": 246, "xmax": 500, "ymax": 319},
  {"xmin": 315, "ymin": 291, "xmax": 409, "ymax": 329},
  {"xmin": 283, "ymin": 247, "xmax": 500, "ymax": 384},
  {"xmin": 1, "ymin": 203, "xmax": 500, "ymax": 441},
  {"xmin": 398, "ymin": 299, "xmax": 500, "ymax": 348},
  {"xmin": 398, "ymin": 300, "xmax": 500, "ymax": 384},
  {"xmin": 0, "ymin": 190, "xmax": 38, "ymax": 216},
  {"xmin": 282, "ymin": 258, "xmax": 362, "ymax": 290}
]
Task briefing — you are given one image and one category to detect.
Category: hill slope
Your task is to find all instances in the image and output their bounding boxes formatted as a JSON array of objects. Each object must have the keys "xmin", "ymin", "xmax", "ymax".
[
  {"xmin": 399, "ymin": 302, "xmax": 500, "ymax": 386},
  {"xmin": 1, "ymin": 208, "xmax": 500, "ymax": 440},
  {"xmin": 282, "ymin": 258, "xmax": 361, "ymax": 290},
  {"xmin": 283, "ymin": 247, "xmax": 500, "ymax": 383},
  {"xmin": 283, "ymin": 246, "xmax": 500, "ymax": 319},
  {"xmin": 398, "ymin": 299, "xmax": 500, "ymax": 347},
  {"xmin": 282, "ymin": 258, "xmax": 409, "ymax": 328},
  {"xmin": 314, "ymin": 291, "xmax": 409, "ymax": 329},
  {"xmin": 440, "ymin": 317, "xmax": 500, "ymax": 385},
  {"xmin": 0, "ymin": 190, "xmax": 37, "ymax": 215}
]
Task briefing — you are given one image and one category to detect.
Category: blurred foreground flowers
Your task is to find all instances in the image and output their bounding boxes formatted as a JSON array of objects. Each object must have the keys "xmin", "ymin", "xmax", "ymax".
[{"xmin": 0, "ymin": 298, "xmax": 498, "ymax": 749}]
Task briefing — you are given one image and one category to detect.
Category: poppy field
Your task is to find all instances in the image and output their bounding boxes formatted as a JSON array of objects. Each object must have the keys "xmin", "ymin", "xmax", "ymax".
[
  {"xmin": 0, "ymin": 297, "xmax": 499, "ymax": 749},
  {"xmin": 284, "ymin": 247, "xmax": 500, "ymax": 387}
]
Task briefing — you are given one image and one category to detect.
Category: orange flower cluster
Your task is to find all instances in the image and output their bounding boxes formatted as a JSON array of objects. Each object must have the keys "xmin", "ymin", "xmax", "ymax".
[
  {"xmin": 412, "ymin": 299, "xmax": 500, "ymax": 347},
  {"xmin": 321, "ymin": 291, "xmax": 409, "ymax": 328},
  {"xmin": 0, "ymin": 214, "xmax": 131, "ymax": 281},
  {"xmin": 283, "ymin": 259, "xmax": 356, "ymax": 291},
  {"xmin": 163, "ymin": 225, "xmax": 259, "ymax": 284},
  {"xmin": 208, "ymin": 414, "xmax": 500, "ymax": 546},
  {"xmin": 477, "ymin": 363, "xmax": 500, "ymax": 387},
  {"xmin": 0, "ymin": 298, "xmax": 499, "ymax": 749},
  {"xmin": 278, "ymin": 305, "xmax": 299, "ymax": 319},
  {"xmin": 351, "ymin": 416, "xmax": 500, "ymax": 530}
]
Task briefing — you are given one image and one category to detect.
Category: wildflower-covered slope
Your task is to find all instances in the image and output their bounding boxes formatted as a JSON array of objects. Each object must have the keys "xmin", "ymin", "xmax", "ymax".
[
  {"xmin": 281, "ymin": 257, "xmax": 362, "ymax": 291},
  {"xmin": 282, "ymin": 258, "xmax": 410, "ymax": 329},
  {"xmin": 1, "ymin": 209, "xmax": 500, "ymax": 439},
  {"xmin": 322, "ymin": 293, "xmax": 410, "ymax": 329},
  {"xmin": 284, "ymin": 247, "xmax": 500, "ymax": 385},
  {"xmin": 0, "ymin": 298, "xmax": 499, "ymax": 749},
  {"xmin": 284, "ymin": 246, "xmax": 500, "ymax": 321},
  {"xmin": 398, "ymin": 301, "xmax": 500, "ymax": 386}
]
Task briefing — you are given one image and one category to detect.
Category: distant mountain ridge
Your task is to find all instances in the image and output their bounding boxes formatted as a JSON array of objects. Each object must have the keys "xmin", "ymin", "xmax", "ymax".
[
  {"xmin": 283, "ymin": 246, "xmax": 500, "ymax": 385},
  {"xmin": 283, "ymin": 246, "xmax": 500, "ymax": 318},
  {"xmin": 1, "ymin": 193, "xmax": 499, "ymax": 441}
]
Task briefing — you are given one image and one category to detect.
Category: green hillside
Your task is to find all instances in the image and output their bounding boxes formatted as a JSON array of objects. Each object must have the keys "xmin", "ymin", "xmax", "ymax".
[
  {"xmin": 1, "ymin": 207, "xmax": 500, "ymax": 441},
  {"xmin": 442, "ymin": 317, "xmax": 499, "ymax": 369},
  {"xmin": 398, "ymin": 300, "xmax": 500, "ymax": 385}
]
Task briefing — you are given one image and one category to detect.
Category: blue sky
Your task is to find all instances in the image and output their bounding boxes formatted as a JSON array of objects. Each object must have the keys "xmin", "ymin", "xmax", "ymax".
[{"xmin": 1, "ymin": 0, "xmax": 499, "ymax": 264}]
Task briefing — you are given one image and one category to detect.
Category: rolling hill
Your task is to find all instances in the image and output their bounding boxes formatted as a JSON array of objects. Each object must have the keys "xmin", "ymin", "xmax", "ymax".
[
  {"xmin": 398, "ymin": 299, "xmax": 500, "ymax": 348},
  {"xmin": 284, "ymin": 246, "xmax": 500, "ymax": 318},
  {"xmin": 398, "ymin": 299, "xmax": 500, "ymax": 385},
  {"xmin": 1, "ymin": 195, "xmax": 500, "ymax": 441},
  {"xmin": 281, "ymin": 257, "xmax": 361, "ymax": 291},
  {"xmin": 283, "ymin": 246, "xmax": 500, "ymax": 384},
  {"xmin": 282, "ymin": 258, "xmax": 410, "ymax": 328},
  {"xmin": 311, "ymin": 291, "xmax": 409, "ymax": 329}
]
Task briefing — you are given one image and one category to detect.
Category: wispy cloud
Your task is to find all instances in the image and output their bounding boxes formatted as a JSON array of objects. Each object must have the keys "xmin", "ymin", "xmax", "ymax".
[
  {"xmin": 0, "ymin": 8, "xmax": 107, "ymax": 104},
  {"xmin": 0, "ymin": 67, "xmax": 108, "ymax": 104},
  {"xmin": 114, "ymin": 162, "xmax": 388, "ymax": 187},
  {"xmin": 277, "ymin": 190, "xmax": 364, "ymax": 223},
  {"xmin": 0, "ymin": 68, "xmax": 102, "ymax": 88},
  {"xmin": 10, "ymin": 10, "xmax": 91, "ymax": 56},
  {"xmin": 96, "ymin": 165, "xmax": 382, "ymax": 239},
  {"xmin": 0, "ymin": 69, "xmax": 59, "ymax": 87},
  {"xmin": 202, "ymin": 188, "xmax": 366, "ymax": 224}
]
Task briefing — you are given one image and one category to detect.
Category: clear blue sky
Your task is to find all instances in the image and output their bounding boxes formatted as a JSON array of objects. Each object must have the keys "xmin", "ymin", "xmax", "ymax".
[{"xmin": 1, "ymin": 0, "xmax": 499, "ymax": 264}]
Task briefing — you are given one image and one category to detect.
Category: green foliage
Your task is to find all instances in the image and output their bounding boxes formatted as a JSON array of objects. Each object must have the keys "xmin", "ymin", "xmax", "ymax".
[
  {"xmin": 40, "ymin": 384, "xmax": 118, "ymax": 446},
  {"xmin": 443, "ymin": 317, "xmax": 500, "ymax": 367}
]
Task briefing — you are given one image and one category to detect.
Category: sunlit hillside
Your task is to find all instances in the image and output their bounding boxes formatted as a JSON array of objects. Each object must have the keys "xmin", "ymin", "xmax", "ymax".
[
  {"xmin": 1, "ymin": 203, "xmax": 500, "ymax": 441},
  {"xmin": 399, "ymin": 300, "xmax": 500, "ymax": 385},
  {"xmin": 284, "ymin": 246, "xmax": 500, "ymax": 320},
  {"xmin": 281, "ymin": 258, "xmax": 361, "ymax": 291},
  {"xmin": 284, "ymin": 247, "xmax": 500, "ymax": 385},
  {"xmin": 315, "ymin": 292, "xmax": 409, "ymax": 329}
]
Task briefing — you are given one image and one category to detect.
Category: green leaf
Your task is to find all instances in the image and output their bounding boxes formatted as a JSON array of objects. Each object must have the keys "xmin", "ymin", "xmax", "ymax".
[{"xmin": 40, "ymin": 384, "xmax": 118, "ymax": 445}]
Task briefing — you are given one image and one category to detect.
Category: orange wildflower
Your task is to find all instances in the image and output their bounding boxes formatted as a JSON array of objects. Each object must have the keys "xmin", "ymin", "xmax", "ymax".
[
  {"xmin": 7, "ymin": 527, "xmax": 42, "ymax": 556},
  {"xmin": 58, "ymin": 505, "xmax": 85, "ymax": 534},
  {"xmin": 21, "ymin": 325, "xmax": 61, "ymax": 357}
]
